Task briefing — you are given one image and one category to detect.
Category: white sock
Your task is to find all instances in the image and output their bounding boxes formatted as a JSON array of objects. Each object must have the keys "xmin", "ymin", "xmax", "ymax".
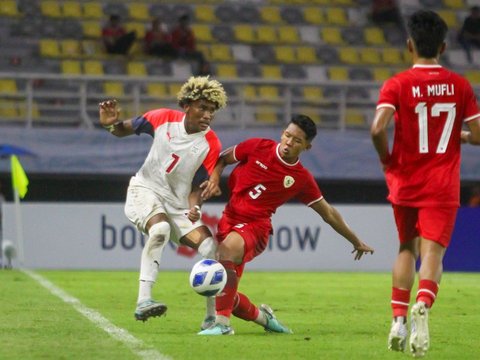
[
  {"xmin": 206, "ymin": 296, "xmax": 216, "ymax": 318},
  {"xmin": 137, "ymin": 280, "xmax": 154, "ymax": 304},
  {"xmin": 254, "ymin": 310, "xmax": 267, "ymax": 326}
]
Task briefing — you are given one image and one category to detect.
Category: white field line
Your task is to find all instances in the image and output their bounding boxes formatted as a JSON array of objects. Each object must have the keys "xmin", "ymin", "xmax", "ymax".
[{"xmin": 23, "ymin": 269, "xmax": 171, "ymax": 360}]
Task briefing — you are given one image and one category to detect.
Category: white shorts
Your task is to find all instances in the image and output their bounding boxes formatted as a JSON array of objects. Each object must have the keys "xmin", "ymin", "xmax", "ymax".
[{"xmin": 124, "ymin": 177, "xmax": 204, "ymax": 244}]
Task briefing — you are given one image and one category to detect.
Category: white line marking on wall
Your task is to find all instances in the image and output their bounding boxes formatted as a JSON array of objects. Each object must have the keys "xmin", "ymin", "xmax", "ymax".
[{"xmin": 23, "ymin": 269, "xmax": 171, "ymax": 360}]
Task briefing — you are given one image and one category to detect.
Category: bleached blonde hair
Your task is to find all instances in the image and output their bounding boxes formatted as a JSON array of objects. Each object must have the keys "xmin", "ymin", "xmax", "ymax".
[{"xmin": 177, "ymin": 76, "xmax": 228, "ymax": 110}]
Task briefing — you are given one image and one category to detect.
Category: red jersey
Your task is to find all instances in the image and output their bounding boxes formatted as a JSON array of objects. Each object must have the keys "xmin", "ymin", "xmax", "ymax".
[
  {"xmin": 377, "ymin": 64, "xmax": 480, "ymax": 207},
  {"xmin": 223, "ymin": 138, "xmax": 323, "ymax": 224}
]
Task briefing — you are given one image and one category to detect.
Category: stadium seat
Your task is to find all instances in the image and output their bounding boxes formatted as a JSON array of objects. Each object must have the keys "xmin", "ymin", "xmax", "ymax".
[
  {"xmin": 261, "ymin": 65, "xmax": 282, "ymax": 79},
  {"xmin": 212, "ymin": 25, "xmax": 235, "ymax": 43},
  {"xmin": 237, "ymin": 4, "xmax": 261, "ymax": 23},
  {"xmin": 39, "ymin": 39, "xmax": 61, "ymax": 58},
  {"xmin": 82, "ymin": 2, "xmax": 103, "ymax": 19},
  {"xmin": 194, "ymin": 5, "xmax": 217, "ymax": 23},
  {"xmin": 303, "ymin": 86, "xmax": 323, "ymax": 100},
  {"xmin": 61, "ymin": 60, "xmax": 82, "ymax": 75},
  {"xmin": 345, "ymin": 109, "xmax": 366, "ymax": 127},
  {"xmin": 146, "ymin": 83, "xmax": 168, "ymax": 98},
  {"xmin": 364, "ymin": 27, "xmax": 386, "ymax": 46},
  {"xmin": 320, "ymin": 27, "xmax": 345, "ymax": 45},
  {"xmin": 297, "ymin": 46, "xmax": 317, "ymax": 63},
  {"xmin": 128, "ymin": 3, "xmax": 149, "ymax": 21},
  {"xmin": 127, "ymin": 62, "xmax": 147, "ymax": 76},
  {"xmin": 443, "ymin": 0, "xmax": 464, "ymax": 8},
  {"xmin": 256, "ymin": 25, "xmax": 278, "ymax": 44},
  {"xmin": 339, "ymin": 47, "xmax": 359, "ymax": 65},
  {"xmin": 40, "ymin": 0, "xmax": 62, "ymax": 17},
  {"xmin": 278, "ymin": 26, "xmax": 300, "ymax": 44},
  {"xmin": 349, "ymin": 67, "xmax": 372, "ymax": 81},
  {"xmin": 359, "ymin": 48, "xmax": 381, "ymax": 65},
  {"xmin": 260, "ymin": 6, "xmax": 283, "ymax": 24},
  {"xmin": 303, "ymin": 7, "xmax": 324, "ymax": 24},
  {"xmin": 82, "ymin": 40, "xmax": 105, "ymax": 58},
  {"xmin": 381, "ymin": 48, "xmax": 405, "ymax": 65},
  {"xmin": 328, "ymin": 66, "xmax": 349, "ymax": 81},
  {"xmin": 282, "ymin": 64, "xmax": 306, "ymax": 79},
  {"xmin": 191, "ymin": 24, "xmax": 214, "ymax": 42},
  {"xmin": 437, "ymin": 10, "xmax": 457, "ymax": 28},
  {"xmin": 82, "ymin": 21, "xmax": 102, "ymax": 38},
  {"xmin": 60, "ymin": 40, "xmax": 82, "ymax": 58},
  {"xmin": 251, "ymin": 45, "xmax": 275, "ymax": 63},
  {"xmin": 373, "ymin": 68, "xmax": 392, "ymax": 82},
  {"xmin": 168, "ymin": 83, "xmax": 182, "ymax": 97},
  {"xmin": 62, "ymin": 1, "xmax": 82, "ymax": 18},
  {"xmin": 0, "ymin": 100, "xmax": 19, "ymax": 118},
  {"xmin": 342, "ymin": 27, "xmax": 364, "ymax": 45},
  {"xmin": 325, "ymin": 8, "xmax": 349, "ymax": 25},
  {"xmin": 209, "ymin": 44, "xmax": 232, "ymax": 62},
  {"xmin": 280, "ymin": 6, "xmax": 304, "ymax": 24},
  {"xmin": 234, "ymin": 24, "xmax": 256, "ymax": 43},
  {"xmin": 83, "ymin": 60, "xmax": 104, "ymax": 75},
  {"xmin": 0, "ymin": 79, "xmax": 18, "ymax": 94},
  {"xmin": 216, "ymin": 64, "xmax": 238, "ymax": 78},
  {"xmin": 237, "ymin": 63, "xmax": 261, "ymax": 78},
  {"xmin": 215, "ymin": 4, "xmax": 236, "ymax": 23},
  {"xmin": 242, "ymin": 85, "xmax": 257, "ymax": 100},
  {"xmin": 0, "ymin": 0, "xmax": 19, "ymax": 16},
  {"xmin": 255, "ymin": 106, "xmax": 280, "ymax": 124},
  {"xmin": 464, "ymin": 70, "xmax": 480, "ymax": 85},
  {"xmin": 274, "ymin": 46, "xmax": 296, "ymax": 64},
  {"xmin": 103, "ymin": 81, "xmax": 124, "ymax": 97}
]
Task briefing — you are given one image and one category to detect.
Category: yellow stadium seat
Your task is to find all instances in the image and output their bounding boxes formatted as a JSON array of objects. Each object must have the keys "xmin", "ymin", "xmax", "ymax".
[
  {"xmin": 373, "ymin": 68, "xmax": 392, "ymax": 82},
  {"xmin": 83, "ymin": 2, "xmax": 103, "ymax": 19},
  {"xmin": 234, "ymin": 25, "xmax": 256, "ymax": 43},
  {"xmin": 103, "ymin": 82, "xmax": 124, "ymax": 96},
  {"xmin": 320, "ymin": 27, "xmax": 344, "ymax": 45},
  {"xmin": 83, "ymin": 60, "xmax": 104, "ymax": 75},
  {"xmin": 443, "ymin": 0, "xmax": 464, "ymax": 9},
  {"xmin": 346, "ymin": 109, "xmax": 366, "ymax": 126},
  {"xmin": 302, "ymin": 86, "xmax": 323, "ymax": 100},
  {"xmin": 325, "ymin": 8, "xmax": 348, "ymax": 25},
  {"xmin": 61, "ymin": 60, "xmax": 82, "ymax": 75},
  {"xmin": 339, "ymin": 47, "xmax": 358, "ymax": 64},
  {"xmin": 381, "ymin": 48, "xmax": 404, "ymax": 65},
  {"xmin": 256, "ymin": 26, "xmax": 278, "ymax": 43},
  {"xmin": 328, "ymin": 66, "xmax": 348, "ymax": 81},
  {"xmin": 255, "ymin": 106, "xmax": 278, "ymax": 124},
  {"xmin": 297, "ymin": 46, "xmax": 317, "ymax": 63},
  {"xmin": 260, "ymin": 6, "xmax": 283, "ymax": 23},
  {"xmin": 191, "ymin": 24, "xmax": 214, "ymax": 42},
  {"xmin": 278, "ymin": 26, "xmax": 300, "ymax": 44},
  {"xmin": 41, "ymin": 0, "xmax": 62, "ymax": 17},
  {"xmin": 168, "ymin": 83, "xmax": 182, "ymax": 96},
  {"xmin": 261, "ymin": 65, "xmax": 282, "ymax": 79},
  {"xmin": 146, "ymin": 84, "xmax": 167, "ymax": 97},
  {"xmin": 364, "ymin": 27, "xmax": 386, "ymax": 46},
  {"xmin": 82, "ymin": 40, "xmax": 105, "ymax": 58},
  {"xmin": 60, "ymin": 40, "xmax": 82, "ymax": 58},
  {"xmin": 210, "ymin": 45, "xmax": 232, "ymax": 61},
  {"xmin": 39, "ymin": 39, "xmax": 60, "ymax": 58},
  {"xmin": 63, "ymin": 1, "xmax": 82, "ymax": 18},
  {"xmin": 0, "ymin": 100, "xmax": 19, "ymax": 118},
  {"xmin": 0, "ymin": 79, "xmax": 18, "ymax": 94},
  {"xmin": 129, "ymin": 3, "xmax": 149, "ymax": 21},
  {"xmin": 259, "ymin": 85, "xmax": 280, "ymax": 99},
  {"xmin": 0, "ymin": 1, "xmax": 19, "ymax": 16},
  {"xmin": 359, "ymin": 48, "xmax": 381, "ymax": 64},
  {"xmin": 127, "ymin": 62, "xmax": 147, "ymax": 76},
  {"xmin": 195, "ymin": 6, "xmax": 217, "ymax": 23},
  {"xmin": 216, "ymin": 64, "xmax": 237, "ymax": 78},
  {"xmin": 437, "ymin": 10, "xmax": 457, "ymax": 28},
  {"xmin": 82, "ymin": 21, "xmax": 102, "ymax": 38},
  {"xmin": 274, "ymin": 46, "xmax": 296, "ymax": 64},
  {"xmin": 303, "ymin": 7, "xmax": 324, "ymax": 24},
  {"xmin": 243, "ymin": 85, "xmax": 257, "ymax": 100},
  {"xmin": 464, "ymin": 70, "xmax": 480, "ymax": 85}
]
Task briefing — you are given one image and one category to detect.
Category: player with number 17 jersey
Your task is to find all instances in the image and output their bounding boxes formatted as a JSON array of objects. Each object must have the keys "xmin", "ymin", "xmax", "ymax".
[
  {"xmin": 223, "ymin": 138, "xmax": 323, "ymax": 226},
  {"xmin": 377, "ymin": 64, "xmax": 480, "ymax": 207}
]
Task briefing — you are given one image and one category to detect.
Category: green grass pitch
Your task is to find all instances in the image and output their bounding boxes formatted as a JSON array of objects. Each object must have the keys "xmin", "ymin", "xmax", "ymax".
[{"xmin": 0, "ymin": 270, "xmax": 478, "ymax": 359}]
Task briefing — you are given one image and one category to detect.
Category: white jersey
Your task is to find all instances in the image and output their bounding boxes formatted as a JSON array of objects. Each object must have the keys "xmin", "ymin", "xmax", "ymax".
[{"xmin": 131, "ymin": 108, "xmax": 221, "ymax": 209}]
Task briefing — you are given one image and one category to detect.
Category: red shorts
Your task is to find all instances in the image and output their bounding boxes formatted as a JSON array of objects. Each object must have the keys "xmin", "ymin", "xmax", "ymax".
[
  {"xmin": 216, "ymin": 215, "xmax": 272, "ymax": 276},
  {"xmin": 392, "ymin": 205, "xmax": 458, "ymax": 247}
]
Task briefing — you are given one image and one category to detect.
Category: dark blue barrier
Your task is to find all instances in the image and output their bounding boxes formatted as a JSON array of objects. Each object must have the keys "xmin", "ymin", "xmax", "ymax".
[{"xmin": 444, "ymin": 207, "xmax": 480, "ymax": 272}]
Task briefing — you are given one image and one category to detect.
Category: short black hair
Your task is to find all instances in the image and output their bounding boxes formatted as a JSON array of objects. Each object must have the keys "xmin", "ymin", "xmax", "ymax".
[
  {"xmin": 407, "ymin": 10, "xmax": 447, "ymax": 58},
  {"xmin": 290, "ymin": 114, "xmax": 317, "ymax": 141}
]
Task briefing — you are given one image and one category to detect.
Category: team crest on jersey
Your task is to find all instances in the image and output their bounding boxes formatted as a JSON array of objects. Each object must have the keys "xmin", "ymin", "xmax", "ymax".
[
  {"xmin": 190, "ymin": 145, "xmax": 200, "ymax": 154},
  {"xmin": 283, "ymin": 176, "xmax": 295, "ymax": 188}
]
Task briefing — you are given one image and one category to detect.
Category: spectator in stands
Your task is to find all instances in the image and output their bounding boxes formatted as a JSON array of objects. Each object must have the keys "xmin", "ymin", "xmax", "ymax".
[
  {"xmin": 102, "ymin": 14, "xmax": 136, "ymax": 55},
  {"xmin": 370, "ymin": 0, "xmax": 404, "ymax": 31},
  {"xmin": 144, "ymin": 17, "xmax": 176, "ymax": 58},
  {"xmin": 170, "ymin": 14, "xmax": 210, "ymax": 76},
  {"xmin": 457, "ymin": 6, "xmax": 480, "ymax": 64}
]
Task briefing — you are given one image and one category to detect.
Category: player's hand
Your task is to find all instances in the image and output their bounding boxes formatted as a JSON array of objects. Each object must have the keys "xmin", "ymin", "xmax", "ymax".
[
  {"xmin": 460, "ymin": 130, "xmax": 471, "ymax": 144},
  {"xmin": 351, "ymin": 242, "xmax": 374, "ymax": 260},
  {"xmin": 99, "ymin": 99, "xmax": 120, "ymax": 126},
  {"xmin": 187, "ymin": 205, "xmax": 202, "ymax": 223},
  {"xmin": 200, "ymin": 180, "xmax": 221, "ymax": 200}
]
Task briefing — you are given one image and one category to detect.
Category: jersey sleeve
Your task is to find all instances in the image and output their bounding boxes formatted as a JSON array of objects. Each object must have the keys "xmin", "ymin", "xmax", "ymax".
[
  {"xmin": 296, "ymin": 171, "xmax": 323, "ymax": 206},
  {"xmin": 202, "ymin": 130, "xmax": 222, "ymax": 175},
  {"xmin": 132, "ymin": 108, "xmax": 183, "ymax": 136},
  {"xmin": 462, "ymin": 80, "xmax": 480, "ymax": 122},
  {"xmin": 233, "ymin": 138, "xmax": 264, "ymax": 162},
  {"xmin": 377, "ymin": 77, "xmax": 399, "ymax": 111}
]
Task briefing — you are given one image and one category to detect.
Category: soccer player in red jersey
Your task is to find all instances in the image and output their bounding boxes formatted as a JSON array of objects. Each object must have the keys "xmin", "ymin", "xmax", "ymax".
[
  {"xmin": 198, "ymin": 114, "xmax": 375, "ymax": 335},
  {"xmin": 371, "ymin": 10, "xmax": 480, "ymax": 357}
]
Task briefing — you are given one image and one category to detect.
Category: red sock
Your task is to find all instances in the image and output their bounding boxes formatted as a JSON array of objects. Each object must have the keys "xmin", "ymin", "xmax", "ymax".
[
  {"xmin": 391, "ymin": 287, "xmax": 410, "ymax": 318},
  {"xmin": 216, "ymin": 260, "xmax": 238, "ymax": 318},
  {"xmin": 232, "ymin": 292, "xmax": 259, "ymax": 321},
  {"xmin": 416, "ymin": 279, "xmax": 438, "ymax": 308}
]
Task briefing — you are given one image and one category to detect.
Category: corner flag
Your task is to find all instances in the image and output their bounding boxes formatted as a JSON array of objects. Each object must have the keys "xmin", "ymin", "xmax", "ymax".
[{"xmin": 10, "ymin": 155, "xmax": 29, "ymax": 199}]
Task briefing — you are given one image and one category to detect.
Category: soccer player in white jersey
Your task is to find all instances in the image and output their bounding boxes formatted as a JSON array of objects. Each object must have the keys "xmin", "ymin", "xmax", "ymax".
[{"xmin": 99, "ymin": 76, "xmax": 228, "ymax": 328}]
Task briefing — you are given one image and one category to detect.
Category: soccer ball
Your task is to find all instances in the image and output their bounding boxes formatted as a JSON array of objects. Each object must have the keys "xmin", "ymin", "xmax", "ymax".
[{"xmin": 189, "ymin": 259, "xmax": 227, "ymax": 297}]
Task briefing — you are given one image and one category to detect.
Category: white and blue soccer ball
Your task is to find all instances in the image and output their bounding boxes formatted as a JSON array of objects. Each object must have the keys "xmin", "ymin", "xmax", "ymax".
[{"xmin": 189, "ymin": 259, "xmax": 227, "ymax": 297}]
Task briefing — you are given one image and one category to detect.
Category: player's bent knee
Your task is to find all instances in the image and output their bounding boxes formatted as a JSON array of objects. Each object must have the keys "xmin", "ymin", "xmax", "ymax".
[
  {"xmin": 198, "ymin": 237, "xmax": 218, "ymax": 259},
  {"xmin": 148, "ymin": 221, "xmax": 170, "ymax": 246}
]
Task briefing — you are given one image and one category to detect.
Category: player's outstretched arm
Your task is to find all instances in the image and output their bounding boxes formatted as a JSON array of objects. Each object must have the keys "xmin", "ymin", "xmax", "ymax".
[
  {"xmin": 201, "ymin": 146, "xmax": 237, "ymax": 200},
  {"xmin": 311, "ymin": 199, "xmax": 374, "ymax": 260},
  {"xmin": 98, "ymin": 99, "xmax": 135, "ymax": 137}
]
